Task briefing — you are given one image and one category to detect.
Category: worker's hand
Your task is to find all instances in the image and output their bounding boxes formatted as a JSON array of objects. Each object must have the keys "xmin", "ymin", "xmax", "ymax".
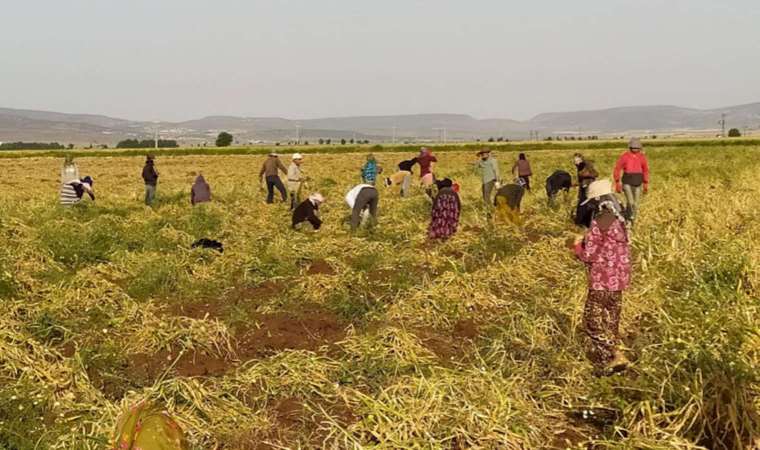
[
  {"xmin": 615, "ymin": 182, "xmax": 622, "ymax": 193},
  {"xmin": 494, "ymin": 181, "xmax": 501, "ymax": 189},
  {"xmin": 643, "ymin": 184, "xmax": 649, "ymax": 194}
]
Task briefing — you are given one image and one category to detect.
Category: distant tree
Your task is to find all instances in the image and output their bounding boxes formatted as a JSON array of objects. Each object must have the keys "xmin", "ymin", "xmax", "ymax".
[
  {"xmin": 275, "ymin": 142, "xmax": 280, "ymax": 146},
  {"xmin": 303, "ymin": 141, "xmax": 309, "ymax": 145},
  {"xmin": 216, "ymin": 131, "xmax": 233, "ymax": 147},
  {"xmin": 487, "ymin": 137, "xmax": 494, "ymax": 142},
  {"xmin": 545, "ymin": 136, "xmax": 553, "ymax": 141},
  {"xmin": 349, "ymin": 138, "xmax": 354, "ymax": 144},
  {"xmin": 67, "ymin": 144, "xmax": 74, "ymax": 149},
  {"xmin": 728, "ymin": 128, "xmax": 741, "ymax": 137},
  {"xmin": 341, "ymin": 139, "xmax": 346, "ymax": 145},
  {"xmin": 326, "ymin": 139, "xmax": 331, "ymax": 145},
  {"xmin": 116, "ymin": 139, "xmax": 178, "ymax": 149},
  {"xmin": 318, "ymin": 138, "xmax": 324, "ymax": 145}
]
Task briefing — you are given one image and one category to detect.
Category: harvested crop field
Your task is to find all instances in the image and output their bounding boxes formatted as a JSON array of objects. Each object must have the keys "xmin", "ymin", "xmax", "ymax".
[{"xmin": 0, "ymin": 145, "xmax": 758, "ymax": 449}]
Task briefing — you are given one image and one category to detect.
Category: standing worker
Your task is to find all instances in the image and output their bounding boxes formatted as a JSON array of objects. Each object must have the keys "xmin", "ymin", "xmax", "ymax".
[
  {"xmin": 613, "ymin": 137, "xmax": 650, "ymax": 226},
  {"xmin": 428, "ymin": 178, "xmax": 461, "ymax": 240},
  {"xmin": 345, "ymin": 183, "xmax": 379, "ymax": 231},
  {"xmin": 142, "ymin": 155, "xmax": 159, "ymax": 206},
  {"xmin": 571, "ymin": 186, "xmax": 632, "ymax": 375},
  {"xmin": 361, "ymin": 154, "xmax": 381, "ymax": 185},
  {"xmin": 190, "ymin": 174, "xmax": 211, "ymax": 206},
  {"xmin": 477, "ymin": 149, "xmax": 500, "ymax": 205},
  {"xmin": 259, "ymin": 152, "xmax": 288, "ymax": 204},
  {"xmin": 417, "ymin": 147, "xmax": 438, "ymax": 198},
  {"xmin": 287, "ymin": 153, "xmax": 306, "ymax": 210},
  {"xmin": 512, "ymin": 153, "xmax": 532, "ymax": 191}
]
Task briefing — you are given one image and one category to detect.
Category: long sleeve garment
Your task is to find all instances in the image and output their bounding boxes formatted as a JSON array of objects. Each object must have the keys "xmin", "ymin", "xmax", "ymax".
[
  {"xmin": 613, "ymin": 151, "xmax": 649, "ymax": 185},
  {"xmin": 478, "ymin": 158, "xmax": 500, "ymax": 183},
  {"xmin": 292, "ymin": 199, "xmax": 322, "ymax": 229},
  {"xmin": 574, "ymin": 216, "xmax": 631, "ymax": 291},
  {"xmin": 142, "ymin": 163, "xmax": 158, "ymax": 186},
  {"xmin": 259, "ymin": 157, "xmax": 288, "ymax": 178}
]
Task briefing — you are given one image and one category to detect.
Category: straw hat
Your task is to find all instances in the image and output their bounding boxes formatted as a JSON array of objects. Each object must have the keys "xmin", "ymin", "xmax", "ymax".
[{"xmin": 581, "ymin": 179, "xmax": 613, "ymax": 205}]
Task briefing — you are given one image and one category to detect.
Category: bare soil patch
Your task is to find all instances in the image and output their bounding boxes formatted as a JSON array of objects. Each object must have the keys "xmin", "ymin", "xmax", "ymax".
[
  {"xmin": 417, "ymin": 319, "xmax": 481, "ymax": 364},
  {"xmin": 237, "ymin": 309, "xmax": 345, "ymax": 358},
  {"xmin": 306, "ymin": 259, "xmax": 335, "ymax": 275}
]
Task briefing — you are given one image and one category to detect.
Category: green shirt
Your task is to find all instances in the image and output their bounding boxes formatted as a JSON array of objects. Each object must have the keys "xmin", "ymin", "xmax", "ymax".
[{"xmin": 478, "ymin": 157, "xmax": 500, "ymax": 183}]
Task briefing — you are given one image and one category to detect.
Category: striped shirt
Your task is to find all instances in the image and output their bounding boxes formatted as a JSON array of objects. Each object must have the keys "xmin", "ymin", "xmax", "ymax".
[{"xmin": 59, "ymin": 181, "xmax": 93, "ymax": 206}]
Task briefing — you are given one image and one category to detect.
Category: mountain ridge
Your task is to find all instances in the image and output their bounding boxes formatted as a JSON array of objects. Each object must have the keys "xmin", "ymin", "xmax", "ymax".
[{"xmin": 1, "ymin": 102, "xmax": 758, "ymax": 145}]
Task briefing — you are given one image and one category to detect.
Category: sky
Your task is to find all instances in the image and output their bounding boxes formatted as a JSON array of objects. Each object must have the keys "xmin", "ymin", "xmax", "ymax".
[{"xmin": 2, "ymin": 0, "xmax": 759, "ymax": 122}]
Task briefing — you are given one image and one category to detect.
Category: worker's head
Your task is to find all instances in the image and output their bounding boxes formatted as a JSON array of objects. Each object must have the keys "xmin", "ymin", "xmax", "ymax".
[
  {"xmin": 309, "ymin": 192, "xmax": 324, "ymax": 205},
  {"xmin": 519, "ymin": 153, "xmax": 527, "ymax": 160},
  {"xmin": 146, "ymin": 155, "xmax": 155, "ymax": 163},
  {"xmin": 573, "ymin": 153, "xmax": 584, "ymax": 165},
  {"xmin": 292, "ymin": 153, "xmax": 303, "ymax": 165},
  {"xmin": 81, "ymin": 176, "xmax": 93, "ymax": 187},
  {"xmin": 269, "ymin": 152, "xmax": 279, "ymax": 158},
  {"xmin": 366, "ymin": 153, "xmax": 376, "ymax": 162},
  {"xmin": 628, "ymin": 137, "xmax": 643, "ymax": 153},
  {"xmin": 478, "ymin": 149, "xmax": 491, "ymax": 160}
]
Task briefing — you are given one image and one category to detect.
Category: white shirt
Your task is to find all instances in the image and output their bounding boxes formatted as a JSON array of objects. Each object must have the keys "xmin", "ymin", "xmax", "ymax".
[{"xmin": 345, "ymin": 184, "xmax": 374, "ymax": 208}]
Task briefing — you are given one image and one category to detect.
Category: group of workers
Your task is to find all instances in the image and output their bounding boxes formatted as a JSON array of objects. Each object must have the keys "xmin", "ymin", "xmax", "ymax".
[{"xmin": 59, "ymin": 139, "xmax": 650, "ymax": 376}]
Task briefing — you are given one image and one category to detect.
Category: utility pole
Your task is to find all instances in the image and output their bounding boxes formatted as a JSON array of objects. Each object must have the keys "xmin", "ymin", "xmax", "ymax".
[
  {"xmin": 154, "ymin": 123, "xmax": 159, "ymax": 150},
  {"xmin": 432, "ymin": 127, "xmax": 446, "ymax": 143},
  {"xmin": 718, "ymin": 113, "xmax": 726, "ymax": 137},
  {"xmin": 392, "ymin": 126, "xmax": 397, "ymax": 144},
  {"xmin": 295, "ymin": 124, "xmax": 301, "ymax": 144}
]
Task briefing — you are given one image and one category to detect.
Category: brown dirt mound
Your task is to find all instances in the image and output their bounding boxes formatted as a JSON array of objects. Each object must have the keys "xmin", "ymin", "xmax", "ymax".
[
  {"xmin": 418, "ymin": 319, "xmax": 481, "ymax": 363},
  {"xmin": 237, "ymin": 309, "xmax": 345, "ymax": 358},
  {"xmin": 306, "ymin": 259, "xmax": 335, "ymax": 275},
  {"xmin": 129, "ymin": 307, "xmax": 345, "ymax": 382}
]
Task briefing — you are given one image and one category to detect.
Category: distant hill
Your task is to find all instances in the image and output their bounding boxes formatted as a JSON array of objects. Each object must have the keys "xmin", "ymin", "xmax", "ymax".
[{"xmin": 1, "ymin": 103, "xmax": 758, "ymax": 146}]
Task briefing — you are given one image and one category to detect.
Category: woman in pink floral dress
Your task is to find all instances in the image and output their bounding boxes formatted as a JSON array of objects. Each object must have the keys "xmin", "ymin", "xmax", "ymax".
[{"xmin": 573, "ymin": 180, "xmax": 631, "ymax": 373}]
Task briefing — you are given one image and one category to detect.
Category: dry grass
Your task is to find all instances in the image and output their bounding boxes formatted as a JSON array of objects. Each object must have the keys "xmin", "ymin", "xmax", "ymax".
[{"xmin": 0, "ymin": 146, "xmax": 758, "ymax": 449}]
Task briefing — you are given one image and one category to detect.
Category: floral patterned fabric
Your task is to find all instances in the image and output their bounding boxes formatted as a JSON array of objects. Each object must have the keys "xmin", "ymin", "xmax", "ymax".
[
  {"xmin": 428, "ymin": 188, "xmax": 460, "ymax": 240},
  {"xmin": 574, "ymin": 217, "xmax": 631, "ymax": 291},
  {"xmin": 112, "ymin": 400, "xmax": 187, "ymax": 450},
  {"xmin": 583, "ymin": 289, "xmax": 622, "ymax": 366}
]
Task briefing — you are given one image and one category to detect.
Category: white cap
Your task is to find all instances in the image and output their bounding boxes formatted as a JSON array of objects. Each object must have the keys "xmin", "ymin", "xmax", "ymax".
[
  {"xmin": 292, "ymin": 153, "xmax": 303, "ymax": 160},
  {"xmin": 309, "ymin": 192, "xmax": 324, "ymax": 203},
  {"xmin": 581, "ymin": 179, "xmax": 613, "ymax": 205}
]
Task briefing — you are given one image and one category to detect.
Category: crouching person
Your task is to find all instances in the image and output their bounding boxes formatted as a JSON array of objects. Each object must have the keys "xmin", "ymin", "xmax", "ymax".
[
  {"xmin": 346, "ymin": 183, "xmax": 378, "ymax": 231},
  {"xmin": 494, "ymin": 180, "xmax": 525, "ymax": 226},
  {"xmin": 428, "ymin": 178, "xmax": 461, "ymax": 240},
  {"xmin": 60, "ymin": 176, "xmax": 95, "ymax": 206},
  {"xmin": 292, "ymin": 193, "xmax": 325, "ymax": 231}
]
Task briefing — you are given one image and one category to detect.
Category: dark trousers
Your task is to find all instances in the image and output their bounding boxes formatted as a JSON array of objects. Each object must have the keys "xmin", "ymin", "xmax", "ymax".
[
  {"xmin": 266, "ymin": 176, "xmax": 287, "ymax": 204},
  {"xmin": 518, "ymin": 176, "xmax": 531, "ymax": 191},
  {"xmin": 351, "ymin": 187, "xmax": 379, "ymax": 231}
]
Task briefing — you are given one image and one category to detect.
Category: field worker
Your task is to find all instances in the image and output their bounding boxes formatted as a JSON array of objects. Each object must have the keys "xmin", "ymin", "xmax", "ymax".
[
  {"xmin": 190, "ymin": 174, "xmax": 211, "ymax": 205},
  {"xmin": 428, "ymin": 178, "xmax": 461, "ymax": 240},
  {"xmin": 545, "ymin": 170, "xmax": 572, "ymax": 205},
  {"xmin": 142, "ymin": 155, "xmax": 159, "ymax": 206},
  {"xmin": 417, "ymin": 147, "xmax": 438, "ymax": 198},
  {"xmin": 345, "ymin": 183, "xmax": 379, "ymax": 231},
  {"xmin": 111, "ymin": 400, "xmax": 188, "ymax": 450},
  {"xmin": 384, "ymin": 156, "xmax": 417, "ymax": 197},
  {"xmin": 287, "ymin": 153, "xmax": 306, "ymax": 210},
  {"xmin": 613, "ymin": 137, "xmax": 650, "ymax": 226},
  {"xmin": 60, "ymin": 176, "xmax": 95, "ymax": 206},
  {"xmin": 259, "ymin": 152, "xmax": 288, "ymax": 204},
  {"xmin": 493, "ymin": 180, "xmax": 525, "ymax": 226},
  {"xmin": 574, "ymin": 160, "xmax": 599, "ymax": 226},
  {"xmin": 292, "ymin": 192, "xmax": 325, "ymax": 230},
  {"xmin": 576, "ymin": 179, "xmax": 625, "ymax": 228},
  {"xmin": 476, "ymin": 149, "xmax": 501, "ymax": 206},
  {"xmin": 361, "ymin": 154, "xmax": 382, "ymax": 185},
  {"xmin": 571, "ymin": 180, "xmax": 631, "ymax": 374},
  {"xmin": 512, "ymin": 153, "xmax": 533, "ymax": 191}
]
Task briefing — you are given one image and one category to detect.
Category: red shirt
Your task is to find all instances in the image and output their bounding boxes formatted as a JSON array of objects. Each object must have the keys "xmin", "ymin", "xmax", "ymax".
[
  {"xmin": 418, "ymin": 153, "xmax": 437, "ymax": 177},
  {"xmin": 613, "ymin": 151, "xmax": 650, "ymax": 184}
]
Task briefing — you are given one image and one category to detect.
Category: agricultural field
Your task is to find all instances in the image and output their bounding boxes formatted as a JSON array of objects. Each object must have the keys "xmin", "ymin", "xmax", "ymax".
[{"xmin": 0, "ymin": 145, "xmax": 758, "ymax": 449}]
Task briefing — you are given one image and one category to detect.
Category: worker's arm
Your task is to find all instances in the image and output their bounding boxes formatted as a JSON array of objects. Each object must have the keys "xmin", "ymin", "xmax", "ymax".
[
  {"xmin": 613, "ymin": 155, "xmax": 625, "ymax": 192},
  {"xmin": 278, "ymin": 160, "xmax": 288, "ymax": 174},
  {"xmin": 642, "ymin": 154, "xmax": 650, "ymax": 186}
]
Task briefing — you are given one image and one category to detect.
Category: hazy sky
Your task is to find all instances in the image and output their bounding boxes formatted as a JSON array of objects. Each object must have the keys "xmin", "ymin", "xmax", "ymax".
[{"xmin": 2, "ymin": 0, "xmax": 759, "ymax": 121}]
